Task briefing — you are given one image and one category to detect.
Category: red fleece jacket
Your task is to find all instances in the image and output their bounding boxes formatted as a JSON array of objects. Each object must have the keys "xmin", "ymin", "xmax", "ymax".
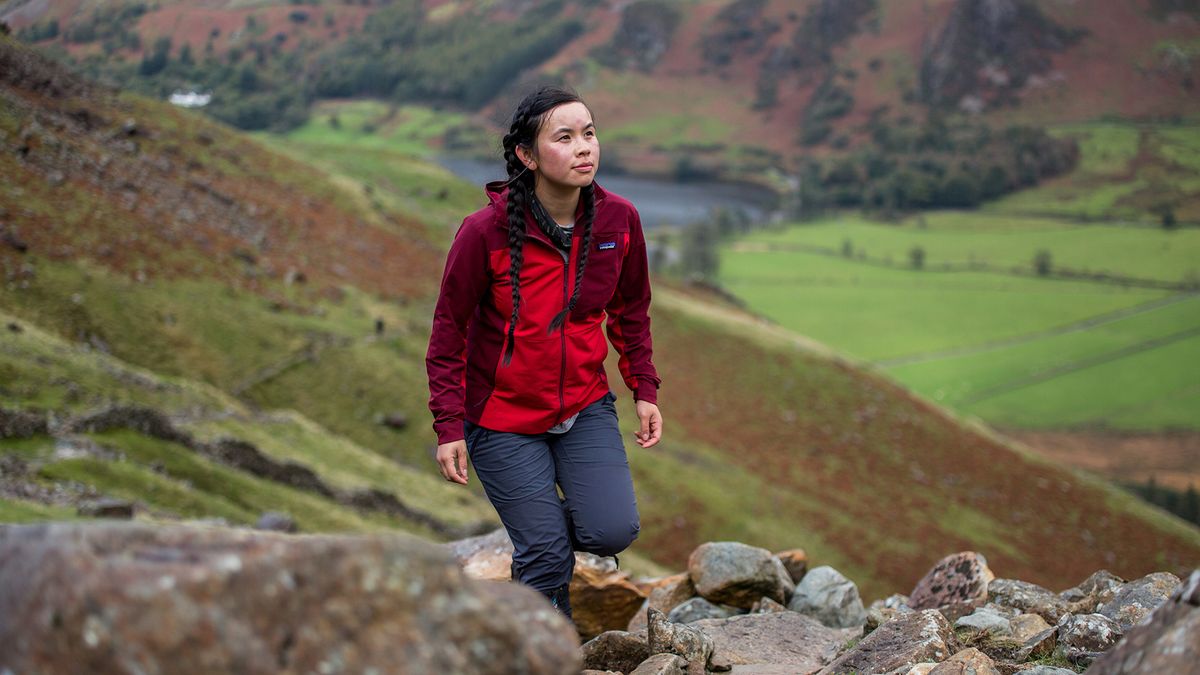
[{"xmin": 426, "ymin": 180, "xmax": 661, "ymax": 445}]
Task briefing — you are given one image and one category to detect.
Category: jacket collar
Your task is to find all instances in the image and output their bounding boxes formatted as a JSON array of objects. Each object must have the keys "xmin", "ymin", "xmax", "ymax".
[{"xmin": 484, "ymin": 180, "xmax": 609, "ymax": 247}]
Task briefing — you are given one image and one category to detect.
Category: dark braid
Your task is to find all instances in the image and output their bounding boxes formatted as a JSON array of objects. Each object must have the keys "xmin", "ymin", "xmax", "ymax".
[
  {"xmin": 501, "ymin": 114, "xmax": 534, "ymax": 366},
  {"xmin": 497, "ymin": 85, "xmax": 593, "ymax": 365},
  {"xmin": 548, "ymin": 183, "xmax": 595, "ymax": 332}
]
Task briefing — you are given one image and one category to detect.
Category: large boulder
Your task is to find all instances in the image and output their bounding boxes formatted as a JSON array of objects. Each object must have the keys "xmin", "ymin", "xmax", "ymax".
[
  {"xmin": 788, "ymin": 565, "xmax": 867, "ymax": 628},
  {"xmin": 690, "ymin": 610, "xmax": 857, "ymax": 672},
  {"xmin": 818, "ymin": 609, "xmax": 956, "ymax": 675},
  {"xmin": 0, "ymin": 521, "xmax": 581, "ymax": 674},
  {"xmin": 1096, "ymin": 572, "xmax": 1182, "ymax": 631},
  {"xmin": 909, "ymin": 552, "xmax": 992, "ymax": 618},
  {"xmin": 445, "ymin": 527, "xmax": 647, "ymax": 638},
  {"xmin": 687, "ymin": 542, "xmax": 794, "ymax": 609},
  {"xmin": 1087, "ymin": 569, "xmax": 1200, "ymax": 674}
]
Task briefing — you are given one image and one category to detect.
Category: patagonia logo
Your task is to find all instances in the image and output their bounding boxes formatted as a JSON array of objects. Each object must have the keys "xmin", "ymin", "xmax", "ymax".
[{"xmin": 599, "ymin": 241, "xmax": 617, "ymax": 250}]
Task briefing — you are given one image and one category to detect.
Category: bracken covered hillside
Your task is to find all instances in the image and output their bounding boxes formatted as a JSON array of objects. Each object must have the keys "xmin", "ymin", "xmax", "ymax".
[{"xmin": 1, "ymin": 33, "xmax": 1198, "ymax": 602}]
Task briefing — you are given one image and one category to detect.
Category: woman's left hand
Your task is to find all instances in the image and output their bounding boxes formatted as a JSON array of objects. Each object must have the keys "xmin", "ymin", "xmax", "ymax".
[{"xmin": 634, "ymin": 400, "xmax": 662, "ymax": 448}]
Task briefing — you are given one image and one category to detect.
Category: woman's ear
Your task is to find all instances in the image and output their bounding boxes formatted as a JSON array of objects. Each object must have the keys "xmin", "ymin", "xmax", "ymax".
[{"xmin": 516, "ymin": 144, "xmax": 537, "ymax": 172}]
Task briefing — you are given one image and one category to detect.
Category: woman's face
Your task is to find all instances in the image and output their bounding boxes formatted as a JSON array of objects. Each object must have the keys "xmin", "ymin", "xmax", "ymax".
[{"xmin": 521, "ymin": 101, "xmax": 600, "ymax": 196}]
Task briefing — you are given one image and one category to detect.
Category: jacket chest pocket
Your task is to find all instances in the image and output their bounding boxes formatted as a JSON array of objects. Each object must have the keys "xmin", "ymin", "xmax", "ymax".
[{"xmin": 575, "ymin": 232, "xmax": 626, "ymax": 315}]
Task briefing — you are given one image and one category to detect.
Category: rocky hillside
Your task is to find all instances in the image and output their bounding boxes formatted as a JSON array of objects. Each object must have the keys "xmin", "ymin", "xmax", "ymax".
[{"xmin": 2, "ymin": 31, "xmax": 1199, "ymax": 605}]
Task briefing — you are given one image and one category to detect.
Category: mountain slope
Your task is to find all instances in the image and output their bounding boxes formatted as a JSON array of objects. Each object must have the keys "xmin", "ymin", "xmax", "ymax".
[{"xmin": 1, "ymin": 33, "xmax": 1197, "ymax": 601}]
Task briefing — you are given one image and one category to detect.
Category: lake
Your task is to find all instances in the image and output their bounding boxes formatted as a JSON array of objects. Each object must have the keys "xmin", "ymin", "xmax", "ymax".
[{"xmin": 435, "ymin": 156, "xmax": 779, "ymax": 229}]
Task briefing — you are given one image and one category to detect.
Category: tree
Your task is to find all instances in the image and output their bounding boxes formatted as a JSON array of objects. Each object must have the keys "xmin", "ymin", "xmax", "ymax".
[
  {"xmin": 1034, "ymin": 249, "xmax": 1053, "ymax": 276},
  {"xmin": 909, "ymin": 245, "xmax": 925, "ymax": 270},
  {"xmin": 681, "ymin": 221, "xmax": 720, "ymax": 281},
  {"xmin": 139, "ymin": 36, "xmax": 172, "ymax": 76}
]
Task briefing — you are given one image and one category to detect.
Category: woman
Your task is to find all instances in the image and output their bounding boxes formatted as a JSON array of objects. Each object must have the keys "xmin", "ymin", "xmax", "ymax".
[{"xmin": 425, "ymin": 86, "xmax": 662, "ymax": 621}]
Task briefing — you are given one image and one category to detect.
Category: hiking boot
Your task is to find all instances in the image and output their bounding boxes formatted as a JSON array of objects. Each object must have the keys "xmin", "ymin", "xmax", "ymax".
[{"xmin": 541, "ymin": 583, "xmax": 573, "ymax": 622}]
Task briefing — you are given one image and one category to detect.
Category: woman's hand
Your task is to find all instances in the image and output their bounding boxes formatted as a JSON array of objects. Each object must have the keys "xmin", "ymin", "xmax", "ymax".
[
  {"xmin": 634, "ymin": 401, "xmax": 662, "ymax": 448},
  {"xmin": 436, "ymin": 440, "xmax": 470, "ymax": 485}
]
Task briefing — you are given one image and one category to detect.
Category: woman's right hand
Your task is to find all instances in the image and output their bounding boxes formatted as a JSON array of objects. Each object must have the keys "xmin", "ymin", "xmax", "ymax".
[{"xmin": 436, "ymin": 440, "xmax": 470, "ymax": 485}]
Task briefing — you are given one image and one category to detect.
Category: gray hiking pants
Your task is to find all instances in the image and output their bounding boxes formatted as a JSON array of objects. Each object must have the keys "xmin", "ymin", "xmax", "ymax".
[{"xmin": 463, "ymin": 390, "xmax": 641, "ymax": 593}]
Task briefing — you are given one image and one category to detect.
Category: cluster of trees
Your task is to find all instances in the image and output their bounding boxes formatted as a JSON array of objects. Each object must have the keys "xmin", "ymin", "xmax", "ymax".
[
  {"xmin": 314, "ymin": 0, "xmax": 582, "ymax": 108},
  {"xmin": 19, "ymin": 0, "xmax": 581, "ymax": 132},
  {"xmin": 1122, "ymin": 477, "xmax": 1200, "ymax": 526},
  {"xmin": 797, "ymin": 114, "xmax": 1080, "ymax": 214}
]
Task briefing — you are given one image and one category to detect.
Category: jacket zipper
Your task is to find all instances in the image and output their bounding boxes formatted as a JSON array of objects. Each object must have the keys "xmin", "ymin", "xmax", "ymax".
[{"xmin": 559, "ymin": 255, "xmax": 568, "ymax": 422}]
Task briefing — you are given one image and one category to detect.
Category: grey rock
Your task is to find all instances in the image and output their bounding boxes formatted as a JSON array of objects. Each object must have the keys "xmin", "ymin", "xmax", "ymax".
[
  {"xmin": 1018, "ymin": 668, "xmax": 1077, "ymax": 675},
  {"xmin": 582, "ymin": 630, "xmax": 650, "ymax": 674},
  {"xmin": 749, "ymin": 596, "xmax": 788, "ymax": 614},
  {"xmin": 688, "ymin": 542, "xmax": 795, "ymax": 609},
  {"xmin": 630, "ymin": 653, "xmax": 689, "ymax": 675},
  {"xmin": 987, "ymin": 578, "xmax": 1068, "ymax": 623},
  {"xmin": 818, "ymin": 609, "xmax": 955, "ymax": 675},
  {"xmin": 1060, "ymin": 569, "xmax": 1124, "ymax": 604},
  {"xmin": 1087, "ymin": 569, "xmax": 1200, "ymax": 675},
  {"xmin": 76, "ymin": 498, "xmax": 135, "ymax": 519},
  {"xmin": 953, "ymin": 606, "xmax": 1012, "ymax": 636},
  {"xmin": 647, "ymin": 608, "xmax": 714, "ymax": 675},
  {"xmin": 926, "ymin": 647, "xmax": 1000, "ymax": 675},
  {"xmin": 253, "ymin": 511, "xmax": 296, "ymax": 532},
  {"xmin": 1014, "ymin": 625, "xmax": 1057, "ymax": 661},
  {"xmin": 788, "ymin": 565, "xmax": 867, "ymax": 628},
  {"xmin": 0, "ymin": 407, "xmax": 48, "ymax": 438},
  {"xmin": 1097, "ymin": 572, "xmax": 1182, "ymax": 631},
  {"xmin": 1055, "ymin": 612, "xmax": 1123, "ymax": 666},
  {"xmin": 691, "ymin": 611, "xmax": 856, "ymax": 671},
  {"xmin": 1009, "ymin": 612, "xmax": 1051, "ymax": 642},
  {"xmin": 668, "ymin": 597, "xmax": 741, "ymax": 623}
]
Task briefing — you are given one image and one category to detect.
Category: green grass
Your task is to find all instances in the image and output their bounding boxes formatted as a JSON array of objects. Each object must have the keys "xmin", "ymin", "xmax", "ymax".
[
  {"xmin": 718, "ymin": 208, "xmax": 1200, "ymax": 429},
  {"xmin": 0, "ymin": 497, "xmax": 79, "ymax": 523},
  {"xmin": 719, "ymin": 245, "xmax": 1168, "ymax": 361},
  {"xmin": 735, "ymin": 212, "xmax": 1200, "ymax": 283},
  {"xmin": 263, "ymin": 100, "xmax": 473, "ymax": 157},
  {"xmin": 887, "ymin": 295, "xmax": 1200, "ymax": 428}
]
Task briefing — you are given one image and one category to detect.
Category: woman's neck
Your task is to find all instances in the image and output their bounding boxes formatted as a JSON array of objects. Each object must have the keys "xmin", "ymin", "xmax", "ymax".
[{"xmin": 534, "ymin": 182, "xmax": 580, "ymax": 226}]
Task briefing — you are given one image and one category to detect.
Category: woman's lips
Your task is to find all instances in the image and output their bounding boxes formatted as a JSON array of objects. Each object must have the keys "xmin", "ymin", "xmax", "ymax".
[{"xmin": 573, "ymin": 164, "xmax": 594, "ymax": 172}]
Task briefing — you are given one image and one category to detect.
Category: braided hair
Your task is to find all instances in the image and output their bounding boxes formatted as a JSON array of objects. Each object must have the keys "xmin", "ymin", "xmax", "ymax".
[{"xmin": 499, "ymin": 86, "xmax": 597, "ymax": 365}]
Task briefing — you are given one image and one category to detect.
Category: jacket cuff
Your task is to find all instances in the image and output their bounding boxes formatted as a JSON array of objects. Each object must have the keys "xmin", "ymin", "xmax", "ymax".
[
  {"xmin": 633, "ymin": 378, "xmax": 658, "ymax": 405},
  {"xmin": 434, "ymin": 420, "xmax": 465, "ymax": 445}
]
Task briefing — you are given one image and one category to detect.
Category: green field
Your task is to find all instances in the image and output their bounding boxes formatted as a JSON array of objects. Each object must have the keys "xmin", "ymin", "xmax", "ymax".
[{"xmin": 719, "ymin": 213, "xmax": 1200, "ymax": 430}]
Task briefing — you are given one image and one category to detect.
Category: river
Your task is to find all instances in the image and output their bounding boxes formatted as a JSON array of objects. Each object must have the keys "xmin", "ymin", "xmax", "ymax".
[{"xmin": 435, "ymin": 156, "xmax": 779, "ymax": 229}]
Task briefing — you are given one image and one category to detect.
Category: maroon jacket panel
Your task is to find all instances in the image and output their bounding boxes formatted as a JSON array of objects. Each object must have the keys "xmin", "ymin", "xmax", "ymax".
[{"xmin": 426, "ymin": 181, "xmax": 660, "ymax": 445}]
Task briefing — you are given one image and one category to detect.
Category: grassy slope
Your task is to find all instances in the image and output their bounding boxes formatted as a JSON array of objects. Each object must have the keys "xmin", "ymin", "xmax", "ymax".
[
  {"xmin": 719, "ymin": 205, "xmax": 1200, "ymax": 430},
  {"xmin": 2, "ymin": 34, "xmax": 1197, "ymax": 600}
]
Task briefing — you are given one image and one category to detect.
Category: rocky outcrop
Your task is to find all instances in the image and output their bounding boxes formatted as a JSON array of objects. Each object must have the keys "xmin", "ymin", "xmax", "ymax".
[
  {"xmin": 692, "ymin": 611, "xmax": 855, "ymax": 672},
  {"xmin": 909, "ymin": 551, "xmax": 992, "ymax": 618},
  {"xmin": 1096, "ymin": 572, "xmax": 1182, "ymax": 630},
  {"xmin": 920, "ymin": 0, "xmax": 1085, "ymax": 109},
  {"xmin": 0, "ymin": 520, "xmax": 581, "ymax": 674}
]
